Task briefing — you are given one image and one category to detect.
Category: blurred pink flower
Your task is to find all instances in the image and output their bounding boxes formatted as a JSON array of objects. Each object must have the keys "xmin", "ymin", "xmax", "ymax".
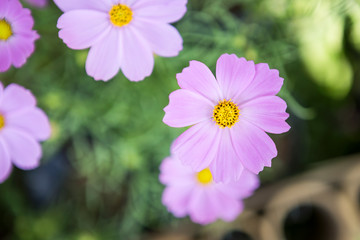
[
  {"xmin": 0, "ymin": 0, "xmax": 39, "ymax": 72},
  {"xmin": 159, "ymin": 156, "xmax": 259, "ymax": 225},
  {"xmin": 24, "ymin": 0, "xmax": 47, "ymax": 8},
  {"xmin": 54, "ymin": 0, "xmax": 187, "ymax": 82},
  {"xmin": 0, "ymin": 83, "xmax": 51, "ymax": 183},
  {"xmin": 163, "ymin": 54, "xmax": 290, "ymax": 183}
]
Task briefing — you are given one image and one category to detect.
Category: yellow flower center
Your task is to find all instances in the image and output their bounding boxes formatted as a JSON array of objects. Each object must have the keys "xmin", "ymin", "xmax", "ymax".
[
  {"xmin": 196, "ymin": 168, "xmax": 213, "ymax": 185},
  {"xmin": 109, "ymin": 4, "xmax": 133, "ymax": 27},
  {"xmin": 0, "ymin": 19, "xmax": 13, "ymax": 41},
  {"xmin": 213, "ymin": 99, "xmax": 240, "ymax": 128},
  {"xmin": 0, "ymin": 115, "xmax": 5, "ymax": 130}
]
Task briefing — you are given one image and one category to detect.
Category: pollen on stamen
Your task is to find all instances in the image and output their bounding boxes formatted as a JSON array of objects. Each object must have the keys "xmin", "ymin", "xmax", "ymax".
[
  {"xmin": 213, "ymin": 99, "xmax": 240, "ymax": 128},
  {"xmin": 196, "ymin": 168, "xmax": 213, "ymax": 185},
  {"xmin": 109, "ymin": 4, "xmax": 133, "ymax": 27},
  {"xmin": 0, "ymin": 115, "xmax": 5, "ymax": 130},
  {"xmin": 0, "ymin": 19, "xmax": 13, "ymax": 41}
]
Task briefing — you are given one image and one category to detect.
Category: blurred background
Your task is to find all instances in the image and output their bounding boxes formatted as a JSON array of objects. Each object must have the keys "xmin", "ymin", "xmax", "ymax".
[{"xmin": 1, "ymin": 0, "xmax": 360, "ymax": 239}]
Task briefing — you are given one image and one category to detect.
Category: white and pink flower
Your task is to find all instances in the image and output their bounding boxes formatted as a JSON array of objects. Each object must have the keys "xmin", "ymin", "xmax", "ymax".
[
  {"xmin": 0, "ymin": 82, "xmax": 51, "ymax": 183},
  {"xmin": 0, "ymin": 0, "xmax": 39, "ymax": 72},
  {"xmin": 160, "ymin": 155, "xmax": 259, "ymax": 225},
  {"xmin": 54, "ymin": 0, "xmax": 187, "ymax": 82},
  {"xmin": 163, "ymin": 54, "xmax": 290, "ymax": 183}
]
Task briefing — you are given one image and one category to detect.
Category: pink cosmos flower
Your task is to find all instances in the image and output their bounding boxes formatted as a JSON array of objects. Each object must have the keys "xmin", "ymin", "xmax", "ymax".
[
  {"xmin": 159, "ymin": 156, "xmax": 259, "ymax": 225},
  {"xmin": 54, "ymin": 0, "xmax": 186, "ymax": 82},
  {"xmin": 0, "ymin": 82, "xmax": 51, "ymax": 183},
  {"xmin": 0, "ymin": 0, "xmax": 39, "ymax": 72},
  {"xmin": 163, "ymin": 54, "xmax": 290, "ymax": 183},
  {"xmin": 24, "ymin": 0, "xmax": 47, "ymax": 8}
]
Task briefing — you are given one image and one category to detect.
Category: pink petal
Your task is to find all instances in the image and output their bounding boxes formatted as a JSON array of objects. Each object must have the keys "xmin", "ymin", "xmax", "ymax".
[
  {"xmin": 0, "ymin": 0, "xmax": 22, "ymax": 19},
  {"xmin": 240, "ymin": 96, "xmax": 290, "ymax": 134},
  {"xmin": 219, "ymin": 170, "xmax": 258, "ymax": 199},
  {"xmin": 230, "ymin": 121, "xmax": 277, "ymax": 174},
  {"xmin": 120, "ymin": 27, "xmax": 154, "ymax": 81},
  {"xmin": 209, "ymin": 129, "xmax": 244, "ymax": 183},
  {"xmin": 162, "ymin": 185, "xmax": 193, "ymax": 217},
  {"xmin": 53, "ymin": 0, "xmax": 111, "ymax": 12},
  {"xmin": 188, "ymin": 189, "xmax": 217, "ymax": 225},
  {"xmin": 0, "ymin": 137, "xmax": 12, "ymax": 183},
  {"xmin": 163, "ymin": 89, "xmax": 213, "ymax": 128},
  {"xmin": 235, "ymin": 170, "xmax": 260, "ymax": 199},
  {"xmin": 213, "ymin": 191, "xmax": 243, "ymax": 221},
  {"xmin": 133, "ymin": 19, "xmax": 182, "ymax": 57},
  {"xmin": 0, "ymin": 84, "xmax": 36, "ymax": 113},
  {"xmin": 2, "ymin": 128, "xmax": 42, "ymax": 170},
  {"xmin": 240, "ymin": 63, "xmax": 284, "ymax": 102},
  {"xmin": 133, "ymin": 0, "xmax": 187, "ymax": 23},
  {"xmin": 85, "ymin": 29, "xmax": 122, "ymax": 81},
  {"xmin": 159, "ymin": 156, "xmax": 195, "ymax": 186},
  {"xmin": 0, "ymin": 82, "xmax": 3, "ymax": 98},
  {"xmin": 216, "ymin": 54, "xmax": 255, "ymax": 100},
  {"xmin": 7, "ymin": 34, "xmax": 38, "ymax": 68},
  {"xmin": 6, "ymin": 108, "xmax": 51, "ymax": 141},
  {"xmin": 118, "ymin": 0, "xmax": 138, "ymax": 6},
  {"xmin": 24, "ymin": 0, "xmax": 47, "ymax": 8},
  {"xmin": 58, "ymin": 10, "xmax": 111, "ymax": 50},
  {"xmin": 171, "ymin": 120, "xmax": 221, "ymax": 171},
  {"xmin": 177, "ymin": 60, "xmax": 222, "ymax": 102},
  {"xmin": 0, "ymin": 44, "xmax": 11, "ymax": 72},
  {"xmin": 0, "ymin": 0, "xmax": 8, "ymax": 17},
  {"xmin": 221, "ymin": 201, "xmax": 243, "ymax": 222},
  {"xmin": 7, "ymin": 41, "xmax": 28, "ymax": 68},
  {"xmin": 11, "ymin": 8, "xmax": 34, "ymax": 33}
]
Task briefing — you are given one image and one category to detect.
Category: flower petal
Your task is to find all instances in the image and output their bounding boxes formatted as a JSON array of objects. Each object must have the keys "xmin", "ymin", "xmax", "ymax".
[
  {"xmin": 53, "ymin": 0, "xmax": 111, "ymax": 12},
  {"xmin": 0, "ymin": 43, "xmax": 11, "ymax": 72},
  {"xmin": 177, "ymin": 60, "xmax": 222, "ymax": 102},
  {"xmin": 162, "ymin": 185, "xmax": 193, "ymax": 217},
  {"xmin": 8, "ymin": 40, "xmax": 28, "ymax": 68},
  {"xmin": 216, "ymin": 54, "xmax": 255, "ymax": 100},
  {"xmin": 133, "ymin": 0, "xmax": 187, "ymax": 23},
  {"xmin": 7, "ymin": 33, "xmax": 38, "ymax": 68},
  {"xmin": 240, "ymin": 96, "xmax": 290, "ymax": 134},
  {"xmin": 2, "ymin": 128, "xmax": 42, "ymax": 170},
  {"xmin": 171, "ymin": 120, "xmax": 220, "ymax": 171},
  {"xmin": 231, "ymin": 121, "xmax": 277, "ymax": 174},
  {"xmin": 11, "ymin": 8, "xmax": 34, "ymax": 33},
  {"xmin": 133, "ymin": 19, "xmax": 183, "ymax": 57},
  {"xmin": 240, "ymin": 63, "xmax": 284, "ymax": 102},
  {"xmin": 159, "ymin": 156, "xmax": 194, "ymax": 186},
  {"xmin": 0, "ymin": 137, "xmax": 12, "ymax": 183},
  {"xmin": 6, "ymin": 108, "xmax": 51, "ymax": 141},
  {"xmin": 120, "ymin": 26, "xmax": 154, "ymax": 81},
  {"xmin": 0, "ymin": 0, "xmax": 22, "ymax": 19},
  {"xmin": 163, "ymin": 89, "xmax": 213, "ymax": 128},
  {"xmin": 219, "ymin": 169, "xmax": 259, "ymax": 199},
  {"xmin": 57, "ymin": 10, "xmax": 111, "ymax": 50},
  {"xmin": 85, "ymin": 29, "xmax": 122, "ymax": 81},
  {"xmin": 212, "ymin": 189, "xmax": 243, "ymax": 222},
  {"xmin": 210, "ymin": 128, "xmax": 244, "ymax": 183},
  {"xmin": 188, "ymin": 188, "xmax": 217, "ymax": 225},
  {"xmin": 24, "ymin": 0, "xmax": 47, "ymax": 8},
  {"xmin": 0, "ymin": 82, "xmax": 3, "ymax": 99},
  {"xmin": 0, "ymin": 0, "xmax": 8, "ymax": 17},
  {"xmin": 235, "ymin": 170, "xmax": 260, "ymax": 199},
  {"xmin": 0, "ymin": 84, "xmax": 36, "ymax": 113}
]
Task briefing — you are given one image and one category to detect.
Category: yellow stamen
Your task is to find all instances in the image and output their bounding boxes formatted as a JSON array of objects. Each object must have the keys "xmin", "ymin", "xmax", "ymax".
[
  {"xmin": 109, "ymin": 4, "xmax": 133, "ymax": 27},
  {"xmin": 0, "ymin": 115, "xmax": 5, "ymax": 130},
  {"xmin": 196, "ymin": 168, "xmax": 213, "ymax": 185},
  {"xmin": 0, "ymin": 19, "xmax": 13, "ymax": 41},
  {"xmin": 213, "ymin": 99, "xmax": 240, "ymax": 128}
]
